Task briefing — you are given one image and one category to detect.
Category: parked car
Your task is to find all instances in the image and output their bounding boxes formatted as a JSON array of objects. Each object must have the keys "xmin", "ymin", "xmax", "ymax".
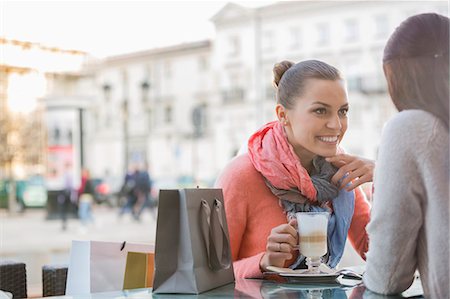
[
  {"xmin": 0, "ymin": 180, "xmax": 10, "ymax": 209},
  {"xmin": 22, "ymin": 175, "xmax": 47, "ymax": 208},
  {"xmin": 0, "ymin": 176, "xmax": 47, "ymax": 209}
]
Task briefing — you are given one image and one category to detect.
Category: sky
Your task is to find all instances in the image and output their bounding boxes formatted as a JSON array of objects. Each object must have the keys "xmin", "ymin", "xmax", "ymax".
[{"xmin": 1, "ymin": 1, "xmax": 272, "ymax": 58}]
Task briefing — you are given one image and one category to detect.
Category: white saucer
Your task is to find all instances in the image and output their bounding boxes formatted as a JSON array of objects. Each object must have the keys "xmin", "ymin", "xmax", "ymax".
[
  {"xmin": 279, "ymin": 272, "xmax": 339, "ymax": 278},
  {"xmin": 266, "ymin": 265, "xmax": 340, "ymax": 283}
]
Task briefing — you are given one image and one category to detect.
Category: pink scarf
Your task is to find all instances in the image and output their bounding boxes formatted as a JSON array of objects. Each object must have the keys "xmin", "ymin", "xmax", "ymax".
[{"xmin": 248, "ymin": 121, "xmax": 317, "ymax": 202}]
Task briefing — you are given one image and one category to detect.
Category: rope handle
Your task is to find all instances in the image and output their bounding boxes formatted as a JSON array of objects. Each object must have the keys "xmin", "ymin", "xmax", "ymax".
[
  {"xmin": 200, "ymin": 199, "xmax": 212, "ymax": 267},
  {"xmin": 200, "ymin": 199, "xmax": 231, "ymax": 271}
]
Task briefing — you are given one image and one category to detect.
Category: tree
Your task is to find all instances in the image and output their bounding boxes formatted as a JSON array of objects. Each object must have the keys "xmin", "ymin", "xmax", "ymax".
[
  {"xmin": 19, "ymin": 109, "xmax": 47, "ymax": 168},
  {"xmin": 0, "ymin": 108, "xmax": 47, "ymax": 211},
  {"xmin": 0, "ymin": 110, "xmax": 18, "ymax": 211},
  {"xmin": 0, "ymin": 110, "xmax": 16, "ymax": 178}
]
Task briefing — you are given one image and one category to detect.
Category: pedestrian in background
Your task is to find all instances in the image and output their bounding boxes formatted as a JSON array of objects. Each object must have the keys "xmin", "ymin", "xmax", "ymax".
[
  {"xmin": 118, "ymin": 166, "xmax": 138, "ymax": 219},
  {"xmin": 134, "ymin": 163, "xmax": 154, "ymax": 221},
  {"xmin": 78, "ymin": 168, "xmax": 95, "ymax": 227},
  {"xmin": 58, "ymin": 163, "xmax": 74, "ymax": 231}
]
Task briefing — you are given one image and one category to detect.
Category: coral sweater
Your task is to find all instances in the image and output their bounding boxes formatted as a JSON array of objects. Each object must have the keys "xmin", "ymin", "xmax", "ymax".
[{"xmin": 215, "ymin": 153, "xmax": 370, "ymax": 279}]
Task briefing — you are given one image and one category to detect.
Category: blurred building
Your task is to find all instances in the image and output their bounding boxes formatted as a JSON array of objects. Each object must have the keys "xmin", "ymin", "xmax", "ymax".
[
  {"xmin": 0, "ymin": 38, "xmax": 87, "ymax": 186},
  {"xmin": 45, "ymin": 1, "xmax": 447, "ymax": 187},
  {"xmin": 79, "ymin": 41, "xmax": 214, "ymax": 188},
  {"xmin": 210, "ymin": 1, "xmax": 447, "ymax": 160}
]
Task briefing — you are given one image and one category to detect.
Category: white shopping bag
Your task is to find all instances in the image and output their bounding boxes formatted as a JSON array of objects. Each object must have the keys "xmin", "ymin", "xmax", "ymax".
[{"xmin": 65, "ymin": 240, "xmax": 154, "ymax": 295}]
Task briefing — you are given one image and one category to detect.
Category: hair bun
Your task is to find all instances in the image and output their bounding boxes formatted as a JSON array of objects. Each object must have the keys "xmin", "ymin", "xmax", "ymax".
[{"xmin": 273, "ymin": 60, "xmax": 294, "ymax": 88}]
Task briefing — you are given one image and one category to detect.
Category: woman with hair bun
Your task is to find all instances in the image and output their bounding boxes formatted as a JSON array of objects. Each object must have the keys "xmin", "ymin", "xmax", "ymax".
[
  {"xmin": 216, "ymin": 59, "xmax": 373, "ymax": 279},
  {"xmin": 364, "ymin": 13, "xmax": 449, "ymax": 298}
]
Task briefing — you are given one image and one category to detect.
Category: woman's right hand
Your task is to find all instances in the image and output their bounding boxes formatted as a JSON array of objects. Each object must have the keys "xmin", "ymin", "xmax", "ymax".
[
  {"xmin": 326, "ymin": 154, "xmax": 375, "ymax": 191},
  {"xmin": 260, "ymin": 219, "xmax": 298, "ymax": 272}
]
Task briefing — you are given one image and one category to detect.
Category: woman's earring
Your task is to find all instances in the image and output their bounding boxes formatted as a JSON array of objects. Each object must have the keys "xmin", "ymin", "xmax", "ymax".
[{"xmin": 284, "ymin": 120, "xmax": 288, "ymax": 126}]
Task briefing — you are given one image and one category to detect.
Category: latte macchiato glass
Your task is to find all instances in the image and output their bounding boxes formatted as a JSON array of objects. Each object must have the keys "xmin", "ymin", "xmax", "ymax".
[{"xmin": 296, "ymin": 211, "xmax": 329, "ymax": 274}]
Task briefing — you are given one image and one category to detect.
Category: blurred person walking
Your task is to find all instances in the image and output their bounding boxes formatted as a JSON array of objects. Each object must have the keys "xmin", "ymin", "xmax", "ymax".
[
  {"xmin": 118, "ymin": 166, "xmax": 138, "ymax": 219},
  {"xmin": 58, "ymin": 163, "xmax": 74, "ymax": 231},
  {"xmin": 134, "ymin": 163, "xmax": 154, "ymax": 221},
  {"xmin": 78, "ymin": 168, "xmax": 95, "ymax": 227}
]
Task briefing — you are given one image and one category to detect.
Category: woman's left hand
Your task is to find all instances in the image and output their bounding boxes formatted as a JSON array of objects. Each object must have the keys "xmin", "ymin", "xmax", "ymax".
[{"xmin": 326, "ymin": 154, "xmax": 375, "ymax": 191}]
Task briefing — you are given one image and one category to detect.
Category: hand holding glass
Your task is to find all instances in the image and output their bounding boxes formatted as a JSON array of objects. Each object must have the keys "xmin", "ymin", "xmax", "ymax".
[{"xmin": 296, "ymin": 212, "xmax": 329, "ymax": 274}]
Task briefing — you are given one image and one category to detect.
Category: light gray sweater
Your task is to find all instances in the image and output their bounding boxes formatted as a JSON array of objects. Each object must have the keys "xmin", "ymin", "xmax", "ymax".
[{"xmin": 364, "ymin": 110, "xmax": 449, "ymax": 298}]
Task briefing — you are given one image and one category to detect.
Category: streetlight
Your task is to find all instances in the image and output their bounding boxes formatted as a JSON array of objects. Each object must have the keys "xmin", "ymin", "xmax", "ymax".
[
  {"xmin": 191, "ymin": 104, "xmax": 206, "ymax": 184},
  {"xmin": 122, "ymin": 98, "xmax": 129, "ymax": 172},
  {"xmin": 141, "ymin": 80, "xmax": 151, "ymax": 165},
  {"xmin": 141, "ymin": 81, "xmax": 150, "ymax": 99},
  {"xmin": 102, "ymin": 83, "xmax": 111, "ymax": 95}
]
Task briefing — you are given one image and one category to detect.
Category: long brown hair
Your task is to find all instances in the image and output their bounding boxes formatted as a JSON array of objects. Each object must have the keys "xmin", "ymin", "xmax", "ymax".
[{"xmin": 383, "ymin": 13, "xmax": 449, "ymax": 129}]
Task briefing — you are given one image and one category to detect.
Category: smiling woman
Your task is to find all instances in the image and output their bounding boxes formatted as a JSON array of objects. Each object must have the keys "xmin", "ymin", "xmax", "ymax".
[
  {"xmin": 277, "ymin": 78, "xmax": 349, "ymax": 171},
  {"xmin": 215, "ymin": 59, "xmax": 374, "ymax": 280}
]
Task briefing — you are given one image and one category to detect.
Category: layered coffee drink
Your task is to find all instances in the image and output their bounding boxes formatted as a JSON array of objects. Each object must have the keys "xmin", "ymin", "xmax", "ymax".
[
  {"xmin": 296, "ymin": 212, "xmax": 329, "ymax": 262},
  {"xmin": 298, "ymin": 232, "xmax": 327, "ymax": 257}
]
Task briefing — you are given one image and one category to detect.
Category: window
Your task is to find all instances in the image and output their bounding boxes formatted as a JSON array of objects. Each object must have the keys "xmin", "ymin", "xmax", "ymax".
[
  {"xmin": 374, "ymin": 15, "xmax": 389, "ymax": 38},
  {"xmin": 165, "ymin": 106, "xmax": 172, "ymax": 123},
  {"xmin": 262, "ymin": 30, "xmax": 274, "ymax": 52},
  {"xmin": 221, "ymin": 88, "xmax": 245, "ymax": 104},
  {"xmin": 140, "ymin": 81, "xmax": 150, "ymax": 102},
  {"xmin": 346, "ymin": 76, "xmax": 362, "ymax": 92},
  {"xmin": 53, "ymin": 126, "xmax": 61, "ymax": 145},
  {"xmin": 344, "ymin": 19, "xmax": 359, "ymax": 42},
  {"xmin": 198, "ymin": 56, "xmax": 208, "ymax": 71},
  {"xmin": 104, "ymin": 112, "xmax": 111, "ymax": 127},
  {"xmin": 228, "ymin": 36, "xmax": 240, "ymax": 57},
  {"xmin": 121, "ymin": 70, "xmax": 128, "ymax": 89},
  {"xmin": 93, "ymin": 111, "xmax": 99, "ymax": 131},
  {"xmin": 192, "ymin": 104, "xmax": 208, "ymax": 137},
  {"xmin": 102, "ymin": 83, "xmax": 111, "ymax": 102},
  {"xmin": 66, "ymin": 128, "xmax": 73, "ymax": 145},
  {"xmin": 164, "ymin": 61, "xmax": 172, "ymax": 78},
  {"xmin": 290, "ymin": 27, "xmax": 302, "ymax": 49},
  {"xmin": 316, "ymin": 23, "xmax": 330, "ymax": 46},
  {"xmin": 266, "ymin": 85, "xmax": 276, "ymax": 101},
  {"xmin": 437, "ymin": 6, "xmax": 448, "ymax": 17}
]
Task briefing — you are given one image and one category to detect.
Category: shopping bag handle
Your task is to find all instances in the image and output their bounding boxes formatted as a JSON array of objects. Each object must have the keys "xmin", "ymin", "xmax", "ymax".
[
  {"xmin": 200, "ymin": 199, "xmax": 232, "ymax": 271},
  {"xmin": 200, "ymin": 200, "xmax": 212, "ymax": 267}
]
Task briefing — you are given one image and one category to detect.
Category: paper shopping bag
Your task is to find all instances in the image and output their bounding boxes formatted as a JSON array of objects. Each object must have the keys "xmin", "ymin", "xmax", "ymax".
[
  {"xmin": 123, "ymin": 251, "xmax": 154, "ymax": 290},
  {"xmin": 152, "ymin": 188, "xmax": 234, "ymax": 294},
  {"xmin": 65, "ymin": 240, "xmax": 154, "ymax": 295}
]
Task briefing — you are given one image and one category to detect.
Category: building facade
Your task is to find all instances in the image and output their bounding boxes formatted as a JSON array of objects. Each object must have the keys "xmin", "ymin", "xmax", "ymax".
[
  {"xmin": 45, "ymin": 1, "xmax": 448, "ymax": 189},
  {"xmin": 81, "ymin": 41, "xmax": 215, "ymax": 188}
]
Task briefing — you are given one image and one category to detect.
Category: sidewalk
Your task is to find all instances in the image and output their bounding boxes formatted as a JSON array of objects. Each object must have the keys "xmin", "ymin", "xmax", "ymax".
[{"xmin": 0, "ymin": 206, "xmax": 157, "ymax": 297}]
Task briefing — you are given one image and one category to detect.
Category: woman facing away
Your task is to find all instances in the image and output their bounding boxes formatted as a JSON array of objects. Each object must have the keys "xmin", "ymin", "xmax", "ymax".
[
  {"xmin": 215, "ymin": 59, "xmax": 374, "ymax": 279},
  {"xmin": 363, "ymin": 13, "xmax": 449, "ymax": 298}
]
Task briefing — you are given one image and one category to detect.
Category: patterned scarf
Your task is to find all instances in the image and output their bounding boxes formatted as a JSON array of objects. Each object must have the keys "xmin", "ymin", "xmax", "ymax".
[{"xmin": 248, "ymin": 121, "xmax": 354, "ymax": 268}]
